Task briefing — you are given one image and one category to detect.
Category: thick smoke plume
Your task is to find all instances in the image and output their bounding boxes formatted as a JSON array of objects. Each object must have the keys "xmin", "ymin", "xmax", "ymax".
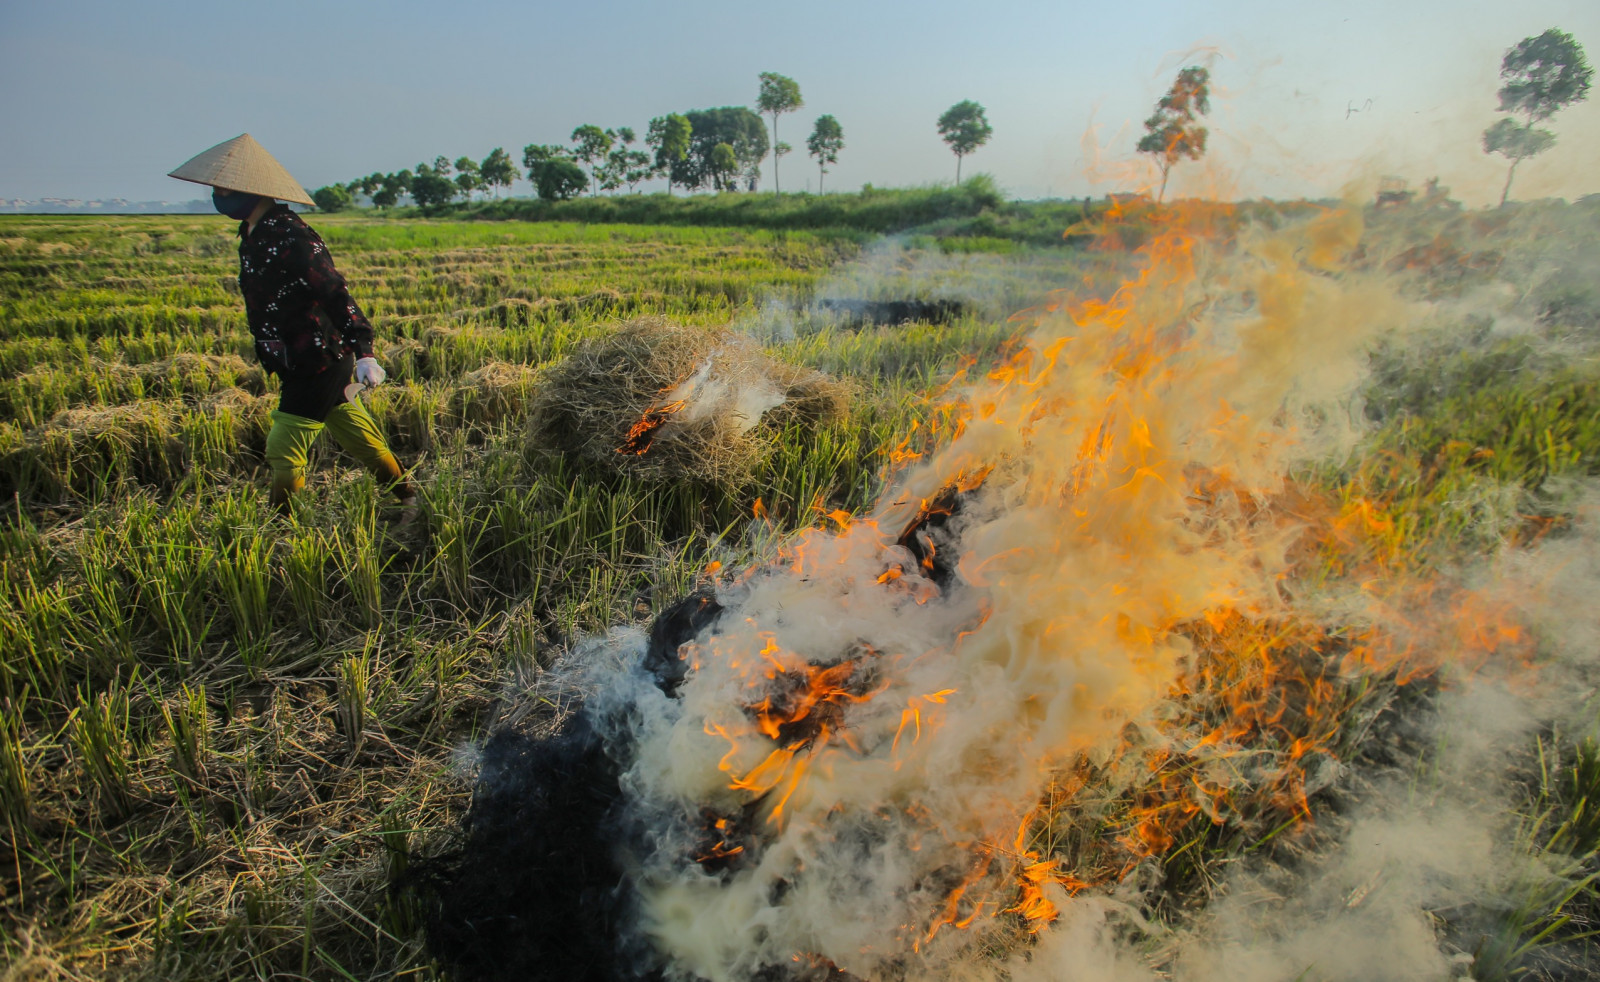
[
  {"xmin": 605, "ymin": 205, "xmax": 1415, "ymax": 980},
  {"xmin": 430, "ymin": 199, "xmax": 1597, "ymax": 981}
]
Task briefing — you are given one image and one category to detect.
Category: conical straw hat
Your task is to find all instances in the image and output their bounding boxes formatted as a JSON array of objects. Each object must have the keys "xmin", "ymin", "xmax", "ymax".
[{"xmin": 168, "ymin": 133, "xmax": 314, "ymax": 206}]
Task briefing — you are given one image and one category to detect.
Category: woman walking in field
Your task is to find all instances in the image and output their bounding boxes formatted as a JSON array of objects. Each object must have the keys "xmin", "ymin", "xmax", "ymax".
[{"xmin": 169, "ymin": 134, "xmax": 417, "ymax": 520}]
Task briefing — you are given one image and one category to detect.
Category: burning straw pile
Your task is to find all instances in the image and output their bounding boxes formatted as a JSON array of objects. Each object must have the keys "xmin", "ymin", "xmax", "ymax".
[
  {"xmin": 527, "ymin": 317, "xmax": 849, "ymax": 485},
  {"xmin": 427, "ymin": 202, "xmax": 1598, "ymax": 982}
]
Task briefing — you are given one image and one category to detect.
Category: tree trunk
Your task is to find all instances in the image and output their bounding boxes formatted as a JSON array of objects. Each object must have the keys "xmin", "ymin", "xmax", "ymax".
[
  {"xmin": 819, "ymin": 162, "xmax": 825, "ymax": 194},
  {"xmin": 1157, "ymin": 164, "xmax": 1170, "ymax": 203},
  {"xmin": 956, "ymin": 155, "xmax": 962, "ymax": 184},
  {"xmin": 1500, "ymin": 158, "xmax": 1520, "ymax": 207},
  {"xmin": 772, "ymin": 114, "xmax": 780, "ymax": 195}
]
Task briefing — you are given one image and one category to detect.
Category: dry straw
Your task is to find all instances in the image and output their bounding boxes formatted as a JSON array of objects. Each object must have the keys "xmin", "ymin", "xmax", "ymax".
[
  {"xmin": 453, "ymin": 361, "xmax": 540, "ymax": 429},
  {"xmin": 528, "ymin": 317, "xmax": 849, "ymax": 486}
]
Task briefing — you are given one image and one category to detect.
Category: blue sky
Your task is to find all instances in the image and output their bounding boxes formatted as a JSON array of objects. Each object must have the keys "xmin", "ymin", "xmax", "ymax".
[{"xmin": 1, "ymin": 0, "xmax": 1595, "ymax": 206}]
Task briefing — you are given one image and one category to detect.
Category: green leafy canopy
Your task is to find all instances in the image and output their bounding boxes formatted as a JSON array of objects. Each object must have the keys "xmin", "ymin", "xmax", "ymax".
[
  {"xmin": 1497, "ymin": 28, "xmax": 1593, "ymax": 123},
  {"xmin": 1135, "ymin": 66, "xmax": 1211, "ymax": 166},
  {"xmin": 480, "ymin": 148, "xmax": 520, "ymax": 196},
  {"xmin": 937, "ymin": 100, "xmax": 993, "ymax": 158},
  {"xmin": 531, "ymin": 158, "xmax": 587, "ymax": 201},
  {"xmin": 757, "ymin": 73, "xmax": 804, "ymax": 117},
  {"xmin": 311, "ymin": 185, "xmax": 352, "ymax": 213},
  {"xmin": 1483, "ymin": 116, "xmax": 1557, "ymax": 161},
  {"xmin": 670, "ymin": 107, "xmax": 769, "ymax": 192},
  {"xmin": 647, "ymin": 114, "xmax": 693, "ymax": 195},
  {"xmin": 1482, "ymin": 29, "xmax": 1590, "ymax": 204},
  {"xmin": 807, "ymin": 115, "xmax": 844, "ymax": 167}
]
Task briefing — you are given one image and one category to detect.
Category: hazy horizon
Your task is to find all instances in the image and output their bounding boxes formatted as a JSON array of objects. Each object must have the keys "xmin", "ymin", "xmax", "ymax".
[{"xmin": 2, "ymin": 0, "xmax": 1596, "ymax": 208}]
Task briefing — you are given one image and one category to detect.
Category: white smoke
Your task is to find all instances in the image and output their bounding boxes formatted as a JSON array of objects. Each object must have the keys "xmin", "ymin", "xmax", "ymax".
[
  {"xmin": 523, "ymin": 199, "xmax": 1600, "ymax": 982},
  {"xmin": 660, "ymin": 355, "xmax": 787, "ymax": 438},
  {"xmin": 740, "ymin": 235, "xmax": 1083, "ymax": 347},
  {"xmin": 583, "ymin": 205, "xmax": 1439, "ymax": 982},
  {"xmin": 1008, "ymin": 497, "xmax": 1600, "ymax": 982}
]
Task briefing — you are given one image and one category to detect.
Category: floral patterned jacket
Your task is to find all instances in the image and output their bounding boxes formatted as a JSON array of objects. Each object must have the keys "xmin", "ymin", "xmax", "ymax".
[{"xmin": 238, "ymin": 204, "xmax": 374, "ymax": 379}]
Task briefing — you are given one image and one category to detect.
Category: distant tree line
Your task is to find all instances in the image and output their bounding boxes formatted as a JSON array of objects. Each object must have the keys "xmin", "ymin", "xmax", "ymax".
[
  {"xmin": 312, "ymin": 72, "xmax": 1006, "ymax": 211},
  {"xmin": 309, "ymin": 29, "xmax": 1591, "ymax": 215}
]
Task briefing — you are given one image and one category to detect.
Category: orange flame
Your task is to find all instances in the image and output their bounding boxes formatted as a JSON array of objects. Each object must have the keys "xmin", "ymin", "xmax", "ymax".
[
  {"xmin": 617, "ymin": 399, "xmax": 687, "ymax": 455},
  {"xmin": 648, "ymin": 198, "xmax": 1535, "ymax": 973}
]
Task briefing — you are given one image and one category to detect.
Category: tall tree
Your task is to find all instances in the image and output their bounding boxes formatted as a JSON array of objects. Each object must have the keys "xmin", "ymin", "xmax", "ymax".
[
  {"xmin": 668, "ymin": 107, "xmax": 769, "ymax": 192},
  {"xmin": 570, "ymin": 125, "xmax": 615, "ymax": 195},
  {"xmin": 647, "ymin": 114, "xmax": 692, "ymax": 196},
  {"xmin": 757, "ymin": 72, "xmax": 804, "ymax": 194},
  {"xmin": 598, "ymin": 127, "xmax": 652, "ymax": 193},
  {"xmin": 480, "ymin": 147, "xmax": 519, "ymax": 198},
  {"xmin": 710, "ymin": 143, "xmax": 738, "ymax": 192},
  {"xmin": 312, "ymin": 185, "xmax": 353, "ymax": 212},
  {"xmin": 617, "ymin": 129, "xmax": 657, "ymax": 192},
  {"xmin": 372, "ymin": 170, "xmax": 410, "ymax": 209},
  {"xmin": 522, "ymin": 144, "xmax": 586, "ymax": 201},
  {"xmin": 410, "ymin": 158, "xmax": 456, "ymax": 208},
  {"xmin": 596, "ymin": 129, "xmax": 625, "ymax": 193},
  {"xmin": 1136, "ymin": 66, "xmax": 1210, "ymax": 202},
  {"xmin": 453, "ymin": 156, "xmax": 484, "ymax": 201},
  {"xmin": 1482, "ymin": 28, "xmax": 1592, "ymax": 206},
  {"xmin": 937, "ymin": 100, "xmax": 993, "ymax": 184},
  {"xmin": 806, "ymin": 114, "xmax": 844, "ymax": 192}
]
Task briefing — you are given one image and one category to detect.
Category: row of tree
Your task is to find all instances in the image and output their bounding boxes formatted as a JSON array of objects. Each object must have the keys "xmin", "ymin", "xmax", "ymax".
[
  {"xmin": 312, "ymin": 72, "xmax": 994, "ymax": 210},
  {"xmin": 310, "ymin": 30, "xmax": 1589, "ymax": 214}
]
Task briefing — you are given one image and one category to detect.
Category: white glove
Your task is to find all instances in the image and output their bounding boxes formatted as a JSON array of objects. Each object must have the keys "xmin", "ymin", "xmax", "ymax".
[{"xmin": 354, "ymin": 357, "xmax": 387, "ymax": 387}]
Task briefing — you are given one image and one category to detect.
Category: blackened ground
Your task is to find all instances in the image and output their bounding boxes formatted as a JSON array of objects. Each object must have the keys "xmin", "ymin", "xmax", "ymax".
[
  {"xmin": 816, "ymin": 298, "xmax": 967, "ymax": 328},
  {"xmin": 421, "ymin": 590, "xmax": 875, "ymax": 981},
  {"xmin": 418, "ymin": 712, "xmax": 655, "ymax": 982},
  {"xmin": 420, "ymin": 592, "xmax": 723, "ymax": 981},
  {"xmin": 645, "ymin": 590, "xmax": 723, "ymax": 696},
  {"xmin": 897, "ymin": 482, "xmax": 970, "ymax": 589}
]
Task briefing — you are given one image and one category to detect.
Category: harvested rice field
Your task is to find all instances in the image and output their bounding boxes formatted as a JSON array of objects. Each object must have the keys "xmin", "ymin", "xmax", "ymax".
[
  {"xmin": 0, "ymin": 213, "xmax": 1059, "ymax": 979},
  {"xmin": 5, "ymin": 200, "xmax": 1600, "ymax": 981}
]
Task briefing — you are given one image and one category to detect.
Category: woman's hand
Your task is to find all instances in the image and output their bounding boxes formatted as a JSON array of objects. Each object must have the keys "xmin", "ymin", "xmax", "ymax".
[{"xmin": 355, "ymin": 357, "xmax": 387, "ymax": 386}]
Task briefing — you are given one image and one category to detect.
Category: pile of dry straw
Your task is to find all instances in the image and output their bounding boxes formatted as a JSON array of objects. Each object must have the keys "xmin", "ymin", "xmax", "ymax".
[{"xmin": 528, "ymin": 318, "xmax": 849, "ymax": 485}]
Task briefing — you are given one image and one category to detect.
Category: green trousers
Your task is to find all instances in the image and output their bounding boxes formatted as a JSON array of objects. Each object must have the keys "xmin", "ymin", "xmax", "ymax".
[{"xmin": 264, "ymin": 402, "xmax": 413, "ymax": 507}]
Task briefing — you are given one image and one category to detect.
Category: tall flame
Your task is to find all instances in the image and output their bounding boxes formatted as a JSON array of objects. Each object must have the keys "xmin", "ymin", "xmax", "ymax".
[{"xmin": 613, "ymin": 202, "xmax": 1527, "ymax": 981}]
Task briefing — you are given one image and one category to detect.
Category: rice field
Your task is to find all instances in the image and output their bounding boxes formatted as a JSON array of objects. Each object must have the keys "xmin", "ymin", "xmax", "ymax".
[
  {"xmin": 3, "ymin": 200, "xmax": 1600, "ymax": 980},
  {"xmin": 0, "ymin": 212, "xmax": 1073, "ymax": 979}
]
